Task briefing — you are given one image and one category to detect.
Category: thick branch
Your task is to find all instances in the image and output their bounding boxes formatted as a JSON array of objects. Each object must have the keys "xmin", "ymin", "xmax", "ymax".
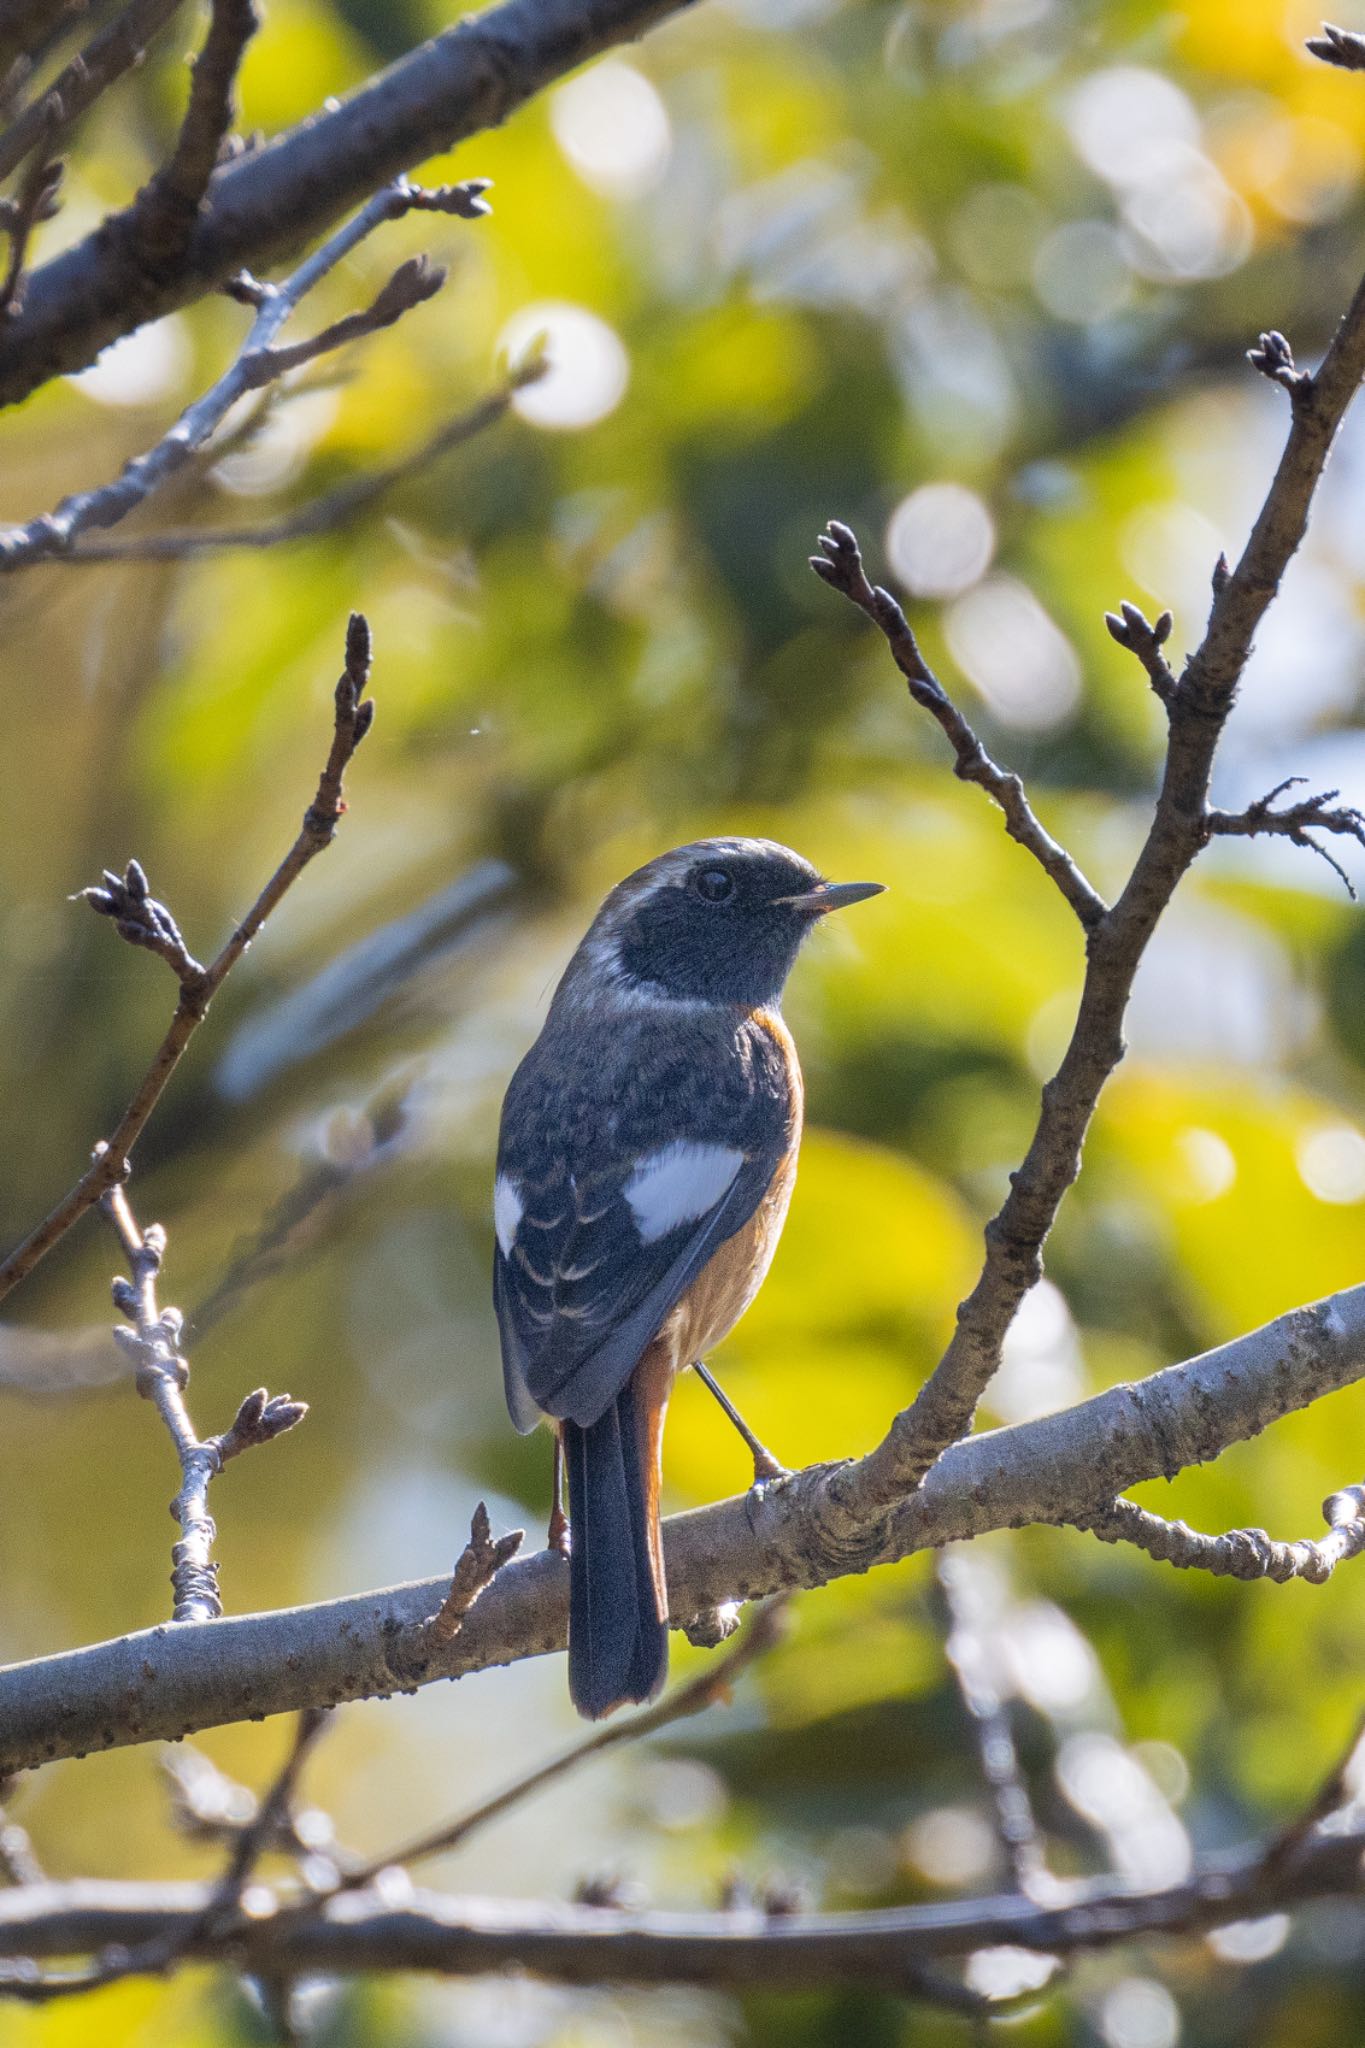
[
  {"xmin": 2, "ymin": 1283, "xmax": 1361, "ymax": 1773},
  {"xmin": 0, "ymin": 612, "xmax": 375, "ymax": 1305},
  {"xmin": 2, "ymin": 1822, "xmax": 1364, "ymax": 1993},
  {"xmin": 0, "ymin": 0, "xmax": 698, "ymax": 408}
]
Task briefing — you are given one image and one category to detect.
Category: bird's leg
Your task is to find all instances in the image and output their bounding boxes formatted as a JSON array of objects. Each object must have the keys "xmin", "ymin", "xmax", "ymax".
[
  {"xmin": 547, "ymin": 1426, "xmax": 570, "ymax": 1556},
  {"xmin": 692, "ymin": 1361, "xmax": 788, "ymax": 1483}
]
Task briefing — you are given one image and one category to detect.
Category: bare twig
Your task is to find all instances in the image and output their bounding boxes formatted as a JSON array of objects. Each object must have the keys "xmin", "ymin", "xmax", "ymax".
[
  {"xmin": 1205, "ymin": 777, "xmax": 1365, "ymax": 898},
  {"xmin": 1103, "ymin": 598, "xmax": 1176, "ymax": 705},
  {"xmin": 1307, "ymin": 22, "xmax": 1365, "ymax": 71},
  {"xmin": 203, "ymin": 1709, "xmax": 330, "ymax": 1914},
  {"xmin": 130, "ymin": 0, "xmax": 258, "ymax": 272},
  {"xmin": 811, "ymin": 522, "xmax": 1107, "ymax": 929},
  {"xmin": 935, "ymin": 1554, "xmax": 1050, "ymax": 1898},
  {"xmin": 0, "ymin": 178, "xmax": 488, "ymax": 570},
  {"xmin": 1247, "ymin": 327, "xmax": 1309, "ymax": 397},
  {"xmin": 0, "ymin": 1710, "xmax": 331, "ymax": 2003},
  {"xmin": 344, "ymin": 1599, "xmax": 787, "ymax": 1893},
  {"xmin": 0, "ymin": 611, "xmax": 375, "ymax": 1305},
  {"xmin": 162, "ymin": 1738, "xmax": 358, "ymax": 1879},
  {"xmin": 820, "ymin": 246, "xmax": 1365, "ymax": 1516},
  {"xmin": 1077, "ymin": 1485, "xmax": 1365, "ymax": 1586},
  {"xmin": 0, "ymin": 0, "xmax": 186, "ymax": 186},
  {"xmin": 4, "ymin": 1283, "xmax": 1363, "ymax": 1774},
  {"xmin": 424, "ymin": 1503, "xmax": 524, "ymax": 1648},
  {"xmin": 62, "ymin": 366, "xmax": 546, "ymax": 561},
  {"xmin": 0, "ymin": 1783, "xmax": 41, "ymax": 1886},
  {"xmin": 102, "ymin": 1184, "xmax": 306, "ymax": 1622},
  {"xmin": 74, "ymin": 857, "xmax": 204, "ymax": 983},
  {"xmin": 1262, "ymin": 1704, "xmax": 1365, "ymax": 1873},
  {"xmin": 0, "ymin": 113, "xmax": 59, "ymax": 317},
  {"xmin": 189, "ymin": 1092, "xmax": 411, "ymax": 1338},
  {"xmin": 0, "ymin": 0, "xmax": 696, "ymax": 408}
]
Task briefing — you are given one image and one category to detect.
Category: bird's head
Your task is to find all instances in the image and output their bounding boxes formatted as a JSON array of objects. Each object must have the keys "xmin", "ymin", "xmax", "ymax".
[{"xmin": 556, "ymin": 838, "xmax": 884, "ymax": 1013}]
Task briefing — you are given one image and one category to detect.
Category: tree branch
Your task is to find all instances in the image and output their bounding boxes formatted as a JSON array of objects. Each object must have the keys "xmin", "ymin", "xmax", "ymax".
[
  {"xmin": 936, "ymin": 1554, "xmax": 1050, "ymax": 1898},
  {"xmin": 1077, "ymin": 1484, "xmax": 1365, "ymax": 1584},
  {"xmin": 1103, "ymin": 599, "xmax": 1176, "ymax": 706},
  {"xmin": 1205, "ymin": 776, "xmax": 1365, "ymax": 898},
  {"xmin": 0, "ymin": 0, "xmax": 186, "ymax": 187},
  {"xmin": 822, "ymin": 255, "xmax": 1365, "ymax": 1517},
  {"xmin": 339, "ymin": 1600, "xmax": 787, "ymax": 1895},
  {"xmin": 2, "ymin": 1282, "xmax": 1362, "ymax": 1774},
  {"xmin": 1, "ymin": 1820, "xmax": 1364, "ymax": 1996},
  {"xmin": 102, "ymin": 1186, "xmax": 306, "ymax": 1622},
  {"xmin": 0, "ymin": 178, "xmax": 487, "ymax": 571},
  {"xmin": 0, "ymin": 611, "xmax": 375, "ymax": 1305},
  {"xmin": 58, "ymin": 364, "xmax": 546, "ymax": 562},
  {"xmin": 129, "ymin": 0, "xmax": 258, "ymax": 275},
  {"xmin": 0, "ymin": 0, "xmax": 699, "ymax": 408},
  {"xmin": 811, "ymin": 523, "xmax": 1107, "ymax": 929}
]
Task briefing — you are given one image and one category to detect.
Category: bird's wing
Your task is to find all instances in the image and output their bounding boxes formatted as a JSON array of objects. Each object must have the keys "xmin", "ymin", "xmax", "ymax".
[{"xmin": 494, "ymin": 1135, "xmax": 784, "ymax": 1431}]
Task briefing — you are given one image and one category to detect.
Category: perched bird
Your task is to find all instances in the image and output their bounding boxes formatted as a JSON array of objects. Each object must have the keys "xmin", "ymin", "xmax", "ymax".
[{"xmin": 493, "ymin": 839, "xmax": 883, "ymax": 1718}]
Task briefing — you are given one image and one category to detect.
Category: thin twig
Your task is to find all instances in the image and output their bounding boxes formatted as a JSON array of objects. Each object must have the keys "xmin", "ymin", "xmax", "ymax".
[
  {"xmin": 0, "ymin": 1710, "xmax": 331, "ymax": 2003},
  {"xmin": 341, "ymin": 1599, "xmax": 788, "ymax": 1893},
  {"xmin": 0, "ymin": 177, "xmax": 490, "ymax": 570},
  {"xmin": 1077, "ymin": 1485, "xmax": 1365, "ymax": 1585},
  {"xmin": 0, "ymin": 1783, "xmax": 42, "ymax": 1887},
  {"xmin": 935, "ymin": 1555, "xmax": 1050, "ymax": 1898},
  {"xmin": 424, "ymin": 1503, "xmax": 525, "ymax": 1648},
  {"xmin": 61, "ymin": 368, "xmax": 545, "ymax": 561},
  {"xmin": 0, "ymin": 611, "xmax": 376, "ymax": 1304},
  {"xmin": 1205, "ymin": 777, "xmax": 1365, "ymax": 898},
  {"xmin": 0, "ymin": 107, "xmax": 59, "ymax": 317},
  {"xmin": 102, "ymin": 1184, "xmax": 306, "ymax": 1622},
  {"xmin": 811, "ymin": 522, "xmax": 1108, "ymax": 929},
  {"xmin": 1261, "ymin": 1703, "xmax": 1365, "ymax": 1873},
  {"xmin": 0, "ymin": 0, "xmax": 695, "ymax": 409},
  {"xmin": 0, "ymin": 0, "xmax": 186, "ymax": 185},
  {"xmin": 1103, "ymin": 599, "xmax": 1176, "ymax": 705},
  {"xmin": 162, "ymin": 1739, "xmax": 360, "ymax": 1883}
]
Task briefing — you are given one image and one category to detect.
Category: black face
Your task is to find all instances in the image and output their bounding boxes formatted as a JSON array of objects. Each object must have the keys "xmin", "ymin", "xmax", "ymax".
[{"xmin": 617, "ymin": 841, "xmax": 828, "ymax": 1005}]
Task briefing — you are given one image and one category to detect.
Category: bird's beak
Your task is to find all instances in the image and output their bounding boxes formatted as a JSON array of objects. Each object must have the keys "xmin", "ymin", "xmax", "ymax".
[{"xmin": 775, "ymin": 880, "xmax": 886, "ymax": 915}]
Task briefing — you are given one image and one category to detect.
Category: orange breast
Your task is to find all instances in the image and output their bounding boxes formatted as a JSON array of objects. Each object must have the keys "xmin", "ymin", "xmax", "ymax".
[{"xmin": 663, "ymin": 1004, "xmax": 803, "ymax": 1368}]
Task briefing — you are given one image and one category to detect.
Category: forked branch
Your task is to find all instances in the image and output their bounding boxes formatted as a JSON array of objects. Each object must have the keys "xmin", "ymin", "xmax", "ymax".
[{"xmin": 0, "ymin": 613, "xmax": 376, "ymax": 1304}]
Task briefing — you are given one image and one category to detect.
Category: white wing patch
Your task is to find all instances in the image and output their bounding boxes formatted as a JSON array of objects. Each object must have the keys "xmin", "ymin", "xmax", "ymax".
[
  {"xmin": 624, "ymin": 1142, "xmax": 743, "ymax": 1245},
  {"xmin": 493, "ymin": 1174, "xmax": 524, "ymax": 1257}
]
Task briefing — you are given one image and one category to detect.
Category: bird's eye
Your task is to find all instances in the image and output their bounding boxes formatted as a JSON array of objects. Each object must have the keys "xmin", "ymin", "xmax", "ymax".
[{"xmin": 692, "ymin": 867, "xmax": 734, "ymax": 904}]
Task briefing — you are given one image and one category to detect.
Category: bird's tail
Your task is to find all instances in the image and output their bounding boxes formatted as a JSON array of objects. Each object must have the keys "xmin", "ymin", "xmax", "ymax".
[{"xmin": 563, "ymin": 1372, "xmax": 668, "ymax": 1719}]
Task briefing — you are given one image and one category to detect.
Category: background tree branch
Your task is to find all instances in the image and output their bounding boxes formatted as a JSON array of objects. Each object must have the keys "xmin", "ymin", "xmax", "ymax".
[
  {"xmin": 0, "ymin": 0, "xmax": 699, "ymax": 407},
  {"xmin": 0, "ymin": 611, "xmax": 375, "ymax": 1303}
]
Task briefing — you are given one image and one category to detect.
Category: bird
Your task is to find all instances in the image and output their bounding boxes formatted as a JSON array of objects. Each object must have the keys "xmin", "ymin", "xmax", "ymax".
[{"xmin": 492, "ymin": 838, "xmax": 884, "ymax": 1719}]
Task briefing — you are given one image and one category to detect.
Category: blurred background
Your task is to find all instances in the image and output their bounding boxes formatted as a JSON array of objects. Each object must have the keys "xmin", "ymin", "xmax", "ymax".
[{"xmin": 3, "ymin": 0, "xmax": 1365, "ymax": 2040}]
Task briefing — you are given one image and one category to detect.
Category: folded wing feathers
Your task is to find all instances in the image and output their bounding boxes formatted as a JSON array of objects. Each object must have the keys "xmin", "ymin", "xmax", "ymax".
[{"xmin": 622, "ymin": 1141, "xmax": 744, "ymax": 1245}]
